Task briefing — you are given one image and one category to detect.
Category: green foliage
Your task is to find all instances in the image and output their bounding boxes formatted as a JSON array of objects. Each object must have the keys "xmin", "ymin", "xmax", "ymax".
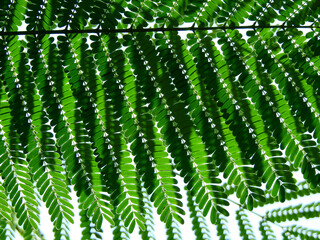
[
  {"xmin": 0, "ymin": 0, "xmax": 320, "ymax": 239},
  {"xmin": 265, "ymin": 202, "xmax": 320, "ymax": 223},
  {"xmin": 284, "ymin": 225, "xmax": 320, "ymax": 240},
  {"xmin": 260, "ymin": 220, "xmax": 276, "ymax": 240},
  {"xmin": 236, "ymin": 209, "xmax": 256, "ymax": 240}
]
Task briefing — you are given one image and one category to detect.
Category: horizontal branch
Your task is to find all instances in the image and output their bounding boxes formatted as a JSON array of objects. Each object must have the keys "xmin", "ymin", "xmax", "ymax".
[{"xmin": 0, "ymin": 24, "xmax": 318, "ymax": 36}]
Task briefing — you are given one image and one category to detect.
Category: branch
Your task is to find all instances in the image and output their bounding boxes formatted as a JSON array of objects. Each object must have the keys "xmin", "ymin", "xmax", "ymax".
[
  {"xmin": 0, "ymin": 24, "xmax": 318, "ymax": 36},
  {"xmin": 227, "ymin": 198, "xmax": 284, "ymax": 229}
]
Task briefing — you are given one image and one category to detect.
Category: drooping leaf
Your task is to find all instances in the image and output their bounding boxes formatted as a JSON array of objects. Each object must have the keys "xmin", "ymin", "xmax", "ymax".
[{"xmin": 1, "ymin": 1, "xmax": 320, "ymax": 239}]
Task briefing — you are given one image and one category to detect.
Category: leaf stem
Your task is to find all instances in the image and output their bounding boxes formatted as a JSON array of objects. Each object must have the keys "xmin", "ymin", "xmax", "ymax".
[
  {"xmin": 227, "ymin": 198, "xmax": 284, "ymax": 229},
  {"xmin": 0, "ymin": 25, "xmax": 318, "ymax": 36}
]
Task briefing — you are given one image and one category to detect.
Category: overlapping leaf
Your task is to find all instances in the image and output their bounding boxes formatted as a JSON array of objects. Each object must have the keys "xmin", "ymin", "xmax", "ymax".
[{"xmin": 1, "ymin": 0, "xmax": 320, "ymax": 239}]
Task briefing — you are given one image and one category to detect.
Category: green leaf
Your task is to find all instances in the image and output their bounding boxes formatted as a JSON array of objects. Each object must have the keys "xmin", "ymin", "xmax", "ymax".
[{"xmin": 0, "ymin": 2, "xmax": 319, "ymax": 238}]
